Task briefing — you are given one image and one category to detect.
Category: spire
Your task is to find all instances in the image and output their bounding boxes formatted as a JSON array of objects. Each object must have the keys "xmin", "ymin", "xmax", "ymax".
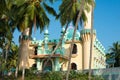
[
  {"xmin": 69, "ymin": 22, "xmax": 74, "ymax": 29},
  {"xmin": 45, "ymin": 28, "xmax": 48, "ymax": 34},
  {"xmin": 44, "ymin": 28, "xmax": 49, "ymax": 53}
]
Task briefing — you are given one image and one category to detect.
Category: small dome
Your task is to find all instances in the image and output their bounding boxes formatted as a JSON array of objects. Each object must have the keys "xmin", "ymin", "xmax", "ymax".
[{"xmin": 65, "ymin": 24, "xmax": 80, "ymax": 41}]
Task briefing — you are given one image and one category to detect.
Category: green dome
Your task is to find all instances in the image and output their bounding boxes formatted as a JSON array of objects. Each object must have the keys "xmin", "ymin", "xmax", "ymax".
[{"xmin": 65, "ymin": 25, "xmax": 80, "ymax": 41}]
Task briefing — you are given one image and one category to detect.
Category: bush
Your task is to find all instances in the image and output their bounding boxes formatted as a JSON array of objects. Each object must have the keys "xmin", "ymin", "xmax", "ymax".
[
  {"xmin": 69, "ymin": 70, "xmax": 88, "ymax": 80},
  {"xmin": 41, "ymin": 71, "xmax": 63, "ymax": 80},
  {"xmin": 0, "ymin": 70, "xmax": 104, "ymax": 80}
]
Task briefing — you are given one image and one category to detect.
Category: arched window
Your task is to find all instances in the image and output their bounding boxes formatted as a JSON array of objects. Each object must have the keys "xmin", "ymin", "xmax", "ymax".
[
  {"xmin": 52, "ymin": 45, "xmax": 56, "ymax": 51},
  {"xmin": 42, "ymin": 60, "xmax": 52, "ymax": 71},
  {"xmin": 32, "ymin": 63, "xmax": 37, "ymax": 68},
  {"xmin": 71, "ymin": 63, "xmax": 77, "ymax": 70},
  {"xmin": 52, "ymin": 44, "xmax": 56, "ymax": 54},
  {"xmin": 72, "ymin": 44, "xmax": 77, "ymax": 54},
  {"xmin": 34, "ymin": 46, "xmax": 38, "ymax": 55}
]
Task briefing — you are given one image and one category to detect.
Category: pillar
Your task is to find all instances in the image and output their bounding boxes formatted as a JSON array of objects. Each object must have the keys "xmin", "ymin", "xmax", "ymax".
[
  {"xmin": 37, "ymin": 41, "xmax": 42, "ymax": 70},
  {"xmin": 55, "ymin": 58, "xmax": 60, "ymax": 71}
]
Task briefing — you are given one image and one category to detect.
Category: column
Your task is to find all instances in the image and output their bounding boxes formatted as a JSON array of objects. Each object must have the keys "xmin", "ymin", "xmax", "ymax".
[
  {"xmin": 55, "ymin": 58, "xmax": 60, "ymax": 71},
  {"xmin": 37, "ymin": 41, "xmax": 42, "ymax": 70}
]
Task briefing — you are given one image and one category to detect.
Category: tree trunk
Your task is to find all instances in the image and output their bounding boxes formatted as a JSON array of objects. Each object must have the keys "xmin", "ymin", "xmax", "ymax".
[
  {"xmin": 15, "ymin": 66, "xmax": 18, "ymax": 78},
  {"xmin": 16, "ymin": 27, "xmax": 30, "ymax": 80},
  {"xmin": 66, "ymin": 0, "xmax": 85, "ymax": 80},
  {"xmin": 5, "ymin": 47, "xmax": 8, "ymax": 64},
  {"xmin": 88, "ymin": 2, "xmax": 94, "ymax": 80},
  {"xmin": 22, "ymin": 66, "xmax": 25, "ymax": 80}
]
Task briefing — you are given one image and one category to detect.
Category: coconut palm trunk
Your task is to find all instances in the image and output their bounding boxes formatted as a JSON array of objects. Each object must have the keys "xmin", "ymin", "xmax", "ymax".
[
  {"xmin": 66, "ymin": 0, "xmax": 85, "ymax": 80},
  {"xmin": 88, "ymin": 2, "xmax": 94, "ymax": 80},
  {"xmin": 20, "ymin": 40, "xmax": 29, "ymax": 80},
  {"xmin": 15, "ymin": 28, "xmax": 30, "ymax": 80},
  {"xmin": 15, "ymin": 17, "xmax": 31, "ymax": 78}
]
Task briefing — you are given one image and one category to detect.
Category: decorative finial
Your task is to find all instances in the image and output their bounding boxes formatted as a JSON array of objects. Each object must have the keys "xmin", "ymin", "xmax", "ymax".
[
  {"xmin": 33, "ymin": 37, "xmax": 36, "ymax": 41},
  {"xmin": 45, "ymin": 28, "xmax": 48, "ymax": 34},
  {"xmin": 62, "ymin": 27, "xmax": 65, "ymax": 32},
  {"xmin": 69, "ymin": 23, "xmax": 73, "ymax": 29}
]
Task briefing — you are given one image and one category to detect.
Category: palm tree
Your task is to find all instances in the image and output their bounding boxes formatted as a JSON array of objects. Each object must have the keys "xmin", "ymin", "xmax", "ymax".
[
  {"xmin": 108, "ymin": 42, "xmax": 120, "ymax": 67},
  {"xmin": 0, "ymin": 0, "xmax": 14, "ymax": 63},
  {"xmin": 0, "ymin": 0, "xmax": 14, "ymax": 68},
  {"xmin": 0, "ymin": 1, "xmax": 15, "ymax": 79},
  {"xmin": 7, "ymin": 43, "xmax": 18, "ymax": 71},
  {"xmin": 11, "ymin": 0, "xmax": 57, "ymax": 79},
  {"xmin": 106, "ymin": 53, "xmax": 115, "ymax": 68},
  {"xmin": 56, "ymin": 0, "xmax": 94, "ymax": 80}
]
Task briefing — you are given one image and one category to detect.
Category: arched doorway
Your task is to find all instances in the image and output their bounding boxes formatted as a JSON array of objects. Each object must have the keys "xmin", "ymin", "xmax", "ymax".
[
  {"xmin": 71, "ymin": 63, "xmax": 77, "ymax": 70},
  {"xmin": 42, "ymin": 60, "xmax": 52, "ymax": 72}
]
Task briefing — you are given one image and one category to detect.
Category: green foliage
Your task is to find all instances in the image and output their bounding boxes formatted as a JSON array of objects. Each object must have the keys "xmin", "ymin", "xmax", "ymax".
[
  {"xmin": 69, "ymin": 71, "xmax": 88, "ymax": 80},
  {"xmin": 6, "ymin": 43, "xmax": 18, "ymax": 70},
  {"xmin": 0, "ymin": 70, "xmax": 105, "ymax": 80},
  {"xmin": 43, "ymin": 2, "xmax": 57, "ymax": 16},
  {"xmin": 106, "ymin": 41, "xmax": 120, "ymax": 67},
  {"xmin": 0, "ymin": 42, "xmax": 18, "ymax": 80},
  {"xmin": 93, "ymin": 75, "xmax": 104, "ymax": 80},
  {"xmin": 56, "ymin": 0, "xmax": 95, "ymax": 26},
  {"xmin": 41, "ymin": 71, "xmax": 63, "ymax": 80},
  {"xmin": 11, "ymin": 0, "xmax": 57, "ymax": 33}
]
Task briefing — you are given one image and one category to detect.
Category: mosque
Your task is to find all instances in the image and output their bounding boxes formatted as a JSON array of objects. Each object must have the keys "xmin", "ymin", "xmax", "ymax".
[{"xmin": 19, "ymin": 5, "xmax": 106, "ymax": 72}]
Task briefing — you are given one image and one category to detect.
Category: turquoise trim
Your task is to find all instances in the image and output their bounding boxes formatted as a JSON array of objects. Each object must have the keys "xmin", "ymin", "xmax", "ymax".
[
  {"xmin": 64, "ymin": 26, "xmax": 80, "ymax": 41},
  {"xmin": 48, "ymin": 39, "xmax": 59, "ymax": 43},
  {"xmin": 55, "ymin": 58, "xmax": 60, "ymax": 71},
  {"xmin": 94, "ymin": 39, "xmax": 105, "ymax": 54},
  {"xmin": 44, "ymin": 49, "xmax": 51, "ymax": 54},
  {"xmin": 31, "ymin": 40, "xmax": 43, "ymax": 45},
  {"xmin": 80, "ymin": 29, "xmax": 96, "ymax": 35}
]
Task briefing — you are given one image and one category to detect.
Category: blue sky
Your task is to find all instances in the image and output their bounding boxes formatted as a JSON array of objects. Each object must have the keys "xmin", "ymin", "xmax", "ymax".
[
  {"xmin": 13, "ymin": 0, "xmax": 120, "ymax": 51},
  {"xmin": 94, "ymin": 0, "xmax": 120, "ymax": 50}
]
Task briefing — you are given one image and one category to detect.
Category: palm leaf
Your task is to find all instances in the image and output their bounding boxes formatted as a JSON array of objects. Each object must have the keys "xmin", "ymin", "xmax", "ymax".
[
  {"xmin": 36, "ymin": 4, "xmax": 50, "ymax": 32},
  {"xmin": 43, "ymin": 2, "xmax": 57, "ymax": 16}
]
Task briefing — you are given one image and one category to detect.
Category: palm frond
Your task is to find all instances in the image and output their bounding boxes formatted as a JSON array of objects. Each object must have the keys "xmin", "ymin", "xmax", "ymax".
[
  {"xmin": 43, "ymin": 2, "xmax": 57, "ymax": 16},
  {"xmin": 14, "ymin": 0, "xmax": 29, "ymax": 7},
  {"xmin": 37, "ymin": 4, "xmax": 50, "ymax": 32}
]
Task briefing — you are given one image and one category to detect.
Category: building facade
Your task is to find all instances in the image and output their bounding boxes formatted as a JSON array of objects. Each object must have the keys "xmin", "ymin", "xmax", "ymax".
[
  {"xmin": 27, "ymin": 24, "xmax": 106, "ymax": 72},
  {"xmin": 19, "ymin": 4, "xmax": 106, "ymax": 72}
]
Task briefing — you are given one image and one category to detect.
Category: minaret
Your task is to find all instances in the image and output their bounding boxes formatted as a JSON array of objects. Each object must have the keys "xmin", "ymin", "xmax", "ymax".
[
  {"xmin": 61, "ymin": 27, "xmax": 65, "ymax": 48},
  {"xmin": 81, "ymin": 4, "xmax": 96, "ymax": 69},
  {"xmin": 44, "ymin": 28, "xmax": 49, "ymax": 54}
]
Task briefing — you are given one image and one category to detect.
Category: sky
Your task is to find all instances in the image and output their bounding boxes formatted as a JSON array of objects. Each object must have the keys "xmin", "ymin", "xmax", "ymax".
[{"xmin": 13, "ymin": 0, "xmax": 120, "ymax": 51}]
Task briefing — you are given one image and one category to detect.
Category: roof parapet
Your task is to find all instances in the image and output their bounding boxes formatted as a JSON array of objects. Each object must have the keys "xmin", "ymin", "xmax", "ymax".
[{"xmin": 94, "ymin": 38, "xmax": 105, "ymax": 54}]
